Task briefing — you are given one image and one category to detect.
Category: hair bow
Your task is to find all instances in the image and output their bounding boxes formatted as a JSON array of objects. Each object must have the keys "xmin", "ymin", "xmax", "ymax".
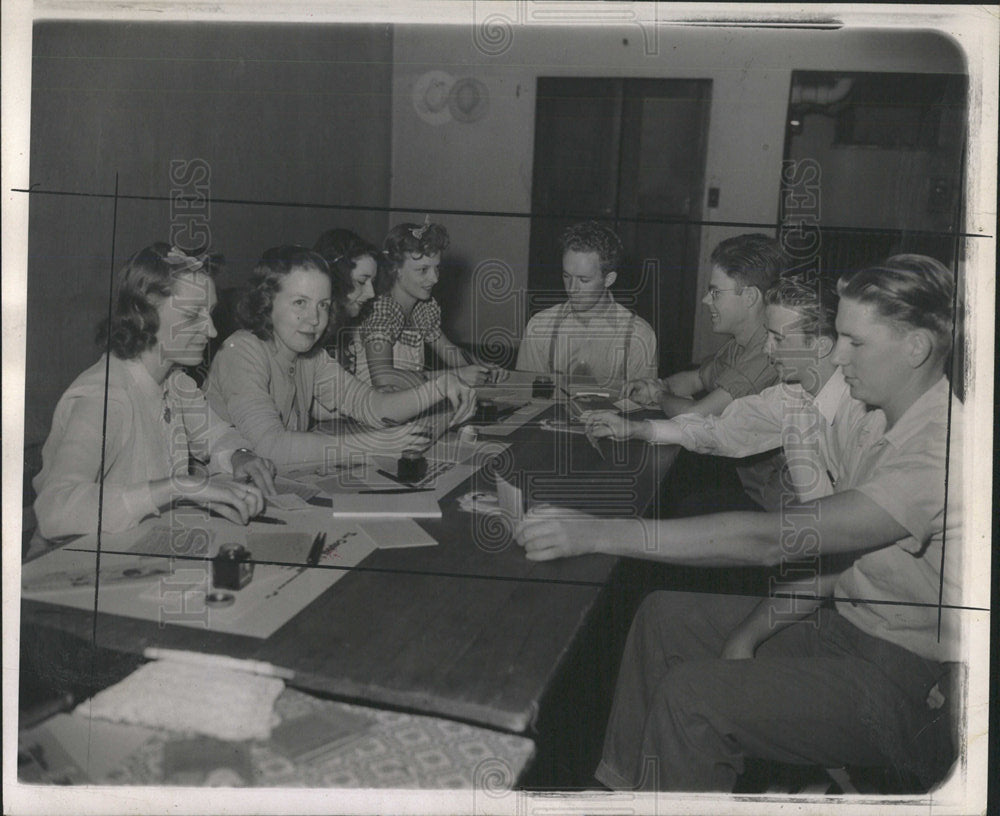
[
  {"xmin": 166, "ymin": 246, "xmax": 210, "ymax": 274},
  {"xmin": 409, "ymin": 215, "xmax": 432, "ymax": 240}
]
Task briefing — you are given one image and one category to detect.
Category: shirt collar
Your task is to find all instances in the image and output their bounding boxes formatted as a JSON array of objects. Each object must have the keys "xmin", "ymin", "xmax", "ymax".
[
  {"xmin": 563, "ymin": 291, "xmax": 616, "ymax": 323},
  {"xmin": 881, "ymin": 376, "xmax": 952, "ymax": 448},
  {"xmin": 738, "ymin": 323, "xmax": 769, "ymax": 353},
  {"xmin": 814, "ymin": 367, "xmax": 850, "ymax": 424},
  {"xmin": 119, "ymin": 356, "xmax": 167, "ymax": 402}
]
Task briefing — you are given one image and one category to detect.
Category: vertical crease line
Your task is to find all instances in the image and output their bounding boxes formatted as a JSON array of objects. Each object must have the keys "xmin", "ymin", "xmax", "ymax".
[{"xmin": 93, "ymin": 173, "xmax": 119, "ymax": 646}]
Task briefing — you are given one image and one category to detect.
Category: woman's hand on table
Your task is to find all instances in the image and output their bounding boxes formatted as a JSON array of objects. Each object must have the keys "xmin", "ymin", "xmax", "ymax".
[
  {"xmin": 454, "ymin": 363, "xmax": 490, "ymax": 387},
  {"xmin": 231, "ymin": 449, "xmax": 277, "ymax": 495},
  {"xmin": 166, "ymin": 474, "xmax": 265, "ymax": 525},
  {"xmin": 483, "ymin": 365, "xmax": 510, "ymax": 384},
  {"xmin": 434, "ymin": 372, "xmax": 478, "ymax": 425},
  {"xmin": 515, "ymin": 505, "xmax": 597, "ymax": 561}
]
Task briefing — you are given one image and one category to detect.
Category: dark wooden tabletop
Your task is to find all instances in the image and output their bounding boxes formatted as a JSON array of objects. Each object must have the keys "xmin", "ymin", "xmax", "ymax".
[{"xmin": 21, "ymin": 405, "xmax": 678, "ymax": 733}]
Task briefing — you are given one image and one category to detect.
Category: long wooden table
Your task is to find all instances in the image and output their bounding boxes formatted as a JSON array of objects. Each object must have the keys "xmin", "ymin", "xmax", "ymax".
[{"xmin": 20, "ymin": 406, "xmax": 678, "ymax": 737}]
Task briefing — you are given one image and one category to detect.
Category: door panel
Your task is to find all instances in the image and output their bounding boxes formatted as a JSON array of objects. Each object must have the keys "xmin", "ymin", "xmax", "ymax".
[{"xmin": 529, "ymin": 77, "xmax": 711, "ymax": 375}]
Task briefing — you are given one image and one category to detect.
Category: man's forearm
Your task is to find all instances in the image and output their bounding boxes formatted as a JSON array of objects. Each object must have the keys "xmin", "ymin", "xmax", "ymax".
[
  {"xmin": 588, "ymin": 512, "xmax": 783, "ymax": 567},
  {"xmin": 658, "ymin": 393, "xmax": 696, "ymax": 418}
]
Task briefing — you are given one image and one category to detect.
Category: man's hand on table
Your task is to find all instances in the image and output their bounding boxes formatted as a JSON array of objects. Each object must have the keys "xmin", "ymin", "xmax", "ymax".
[
  {"xmin": 514, "ymin": 505, "xmax": 599, "ymax": 561},
  {"xmin": 626, "ymin": 377, "xmax": 666, "ymax": 406},
  {"xmin": 582, "ymin": 410, "xmax": 652, "ymax": 442}
]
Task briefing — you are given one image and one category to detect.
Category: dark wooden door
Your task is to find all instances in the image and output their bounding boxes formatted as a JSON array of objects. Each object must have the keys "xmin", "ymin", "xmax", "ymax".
[{"xmin": 528, "ymin": 77, "xmax": 712, "ymax": 374}]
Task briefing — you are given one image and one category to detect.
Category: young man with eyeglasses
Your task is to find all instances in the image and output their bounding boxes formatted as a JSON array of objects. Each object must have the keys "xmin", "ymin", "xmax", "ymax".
[
  {"xmin": 517, "ymin": 257, "xmax": 963, "ymax": 793},
  {"xmin": 586, "ymin": 273, "xmax": 865, "ymax": 514}
]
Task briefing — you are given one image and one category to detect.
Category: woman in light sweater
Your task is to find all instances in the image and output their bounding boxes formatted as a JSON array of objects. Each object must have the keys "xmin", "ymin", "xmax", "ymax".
[
  {"xmin": 33, "ymin": 244, "xmax": 273, "ymax": 540},
  {"xmin": 205, "ymin": 245, "xmax": 477, "ymax": 468}
]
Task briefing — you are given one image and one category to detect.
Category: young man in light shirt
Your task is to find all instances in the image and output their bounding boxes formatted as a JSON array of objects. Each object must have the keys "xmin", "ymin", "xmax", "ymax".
[
  {"xmin": 516, "ymin": 221, "xmax": 657, "ymax": 390},
  {"xmin": 518, "ymin": 256, "xmax": 962, "ymax": 792}
]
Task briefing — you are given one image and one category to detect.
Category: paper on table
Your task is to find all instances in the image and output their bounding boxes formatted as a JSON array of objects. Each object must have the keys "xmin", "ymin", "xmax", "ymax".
[
  {"xmin": 266, "ymin": 493, "xmax": 314, "ymax": 512},
  {"xmin": 495, "ymin": 474, "xmax": 524, "ymax": 524},
  {"xmin": 127, "ymin": 524, "xmax": 215, "ymax": 556},
  {"xmin": 473, "ymin": 401, "xmax": 550, "ymax": 437},
  {"xmin": 367, "ymin": 454, "xmax": 478, "ymax": 498},
  {"xmin": 23, "ymin": 518, "xmax": 377, "ymax": 639},
  {"xmin": 475, "ymin": 368, "xmax": 541, "ymax": 390},
  {"xmin": 358, "ymin": 519, "xmax": 438, "ymax": 549},
  {"xmin": 331, "ymin": 491, "xmax": 441, "ymax": 519},
  {"xmin": 273, "ymin": 475, "xmax": 321, "ymax": 501},
  {"xmin": 245, "ymin": 531, "xmax": 316, "ymax": 564},
  {"xmin": 613, "ymin": 397, "xmax": 645, "ymax": 413}
]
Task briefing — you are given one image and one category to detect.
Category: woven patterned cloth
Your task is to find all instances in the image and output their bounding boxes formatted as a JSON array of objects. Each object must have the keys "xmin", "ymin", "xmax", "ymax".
[{"xmin": 103, "ymin": 687, "xmax": 535, "ymax": 789}]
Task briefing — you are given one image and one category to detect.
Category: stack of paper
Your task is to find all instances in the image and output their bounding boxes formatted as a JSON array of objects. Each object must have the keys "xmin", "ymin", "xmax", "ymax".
[{"xmin": 331, "ymin": 491, "xmax": 441, "ymax": 519}]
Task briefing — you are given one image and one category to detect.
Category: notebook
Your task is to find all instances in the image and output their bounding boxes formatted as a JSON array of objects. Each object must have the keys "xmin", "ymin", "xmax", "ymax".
[{"xmin": 330, "ymin": 491, "xmax": 442, "ymax": 519}]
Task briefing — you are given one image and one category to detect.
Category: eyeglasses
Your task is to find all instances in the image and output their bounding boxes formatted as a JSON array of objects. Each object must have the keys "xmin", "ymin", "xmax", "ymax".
[{"xmin": 705, "ymin": 286, "xmax": 741, "ymax": 301}]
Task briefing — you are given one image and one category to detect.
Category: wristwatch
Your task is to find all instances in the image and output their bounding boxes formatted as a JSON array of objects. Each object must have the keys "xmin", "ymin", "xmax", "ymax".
[{"xmin": 232, "ymin": 448, "xmax": 254, "ymax": 482}]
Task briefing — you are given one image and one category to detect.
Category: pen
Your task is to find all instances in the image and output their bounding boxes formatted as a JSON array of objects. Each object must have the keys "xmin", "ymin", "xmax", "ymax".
[
  {"xmin": 143, "ymin": 648, "xmax": 295, "ymax": 680},
  {"xmin": 306, "ymin": 532, "xmax": 326, "ymax": 566},
  {"xmin": 357, "ymin": 487, "xmax": 436, "ymax": 495},
  {"xmin": 182, "ymin": 500, "xmax": 287, "ymax": 526},
  {"xmin": 587, "ymin": 432, "xmax": 607, "ymax": 462},
  {"xmin": 251, "ymin": 514, "xmax": 287, "ymax": 526},
  {"xmin": 375, "ymin": 468, "xmax": 406, "ymax": 484}
]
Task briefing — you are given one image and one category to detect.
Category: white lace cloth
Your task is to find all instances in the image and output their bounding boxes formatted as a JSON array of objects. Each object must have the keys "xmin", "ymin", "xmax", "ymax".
[{"xmin": 79, "ymin": 657, "xmax": 284, "ymax": 742}]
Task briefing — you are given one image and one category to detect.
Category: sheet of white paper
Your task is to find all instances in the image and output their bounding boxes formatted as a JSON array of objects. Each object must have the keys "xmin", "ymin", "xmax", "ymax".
[
  {"xmin": 358, "ymin": 519, "xmax": 438, "ymax": 549},
  {"xmin": 331, "ymin": 491, "xmax": 442, "ymax": 519},
  {"xmin": 266, "ymin": 492, "xmax": 314, "ymax": 512},
  {"xmin": 474, "ymin": 401, "xmax": 550, "ymax": 437},
  {"xmin": 273, "ymin": 475, "xmax": 321, "ymax": 500},
  {"xmin": 21, "ymin": 519, "xmax": 377, "ymax": 639},
  {"xmin": 613, "ymin": 397, "xmax": 645, "ymax": 413},
  {"xmin": 495, "ymin": 474, "xmax": 524, "ymax": 524}
]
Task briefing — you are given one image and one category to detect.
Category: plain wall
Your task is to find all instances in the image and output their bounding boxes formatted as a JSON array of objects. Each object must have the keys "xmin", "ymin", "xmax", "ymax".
[
  {"xmin": 389, "ymin": 25, "xmax": 966, "ymax": 362},
  {"xmin": 26, "ymin": 21, "xmax": 395, "ymax": 445},
  {"xmin": 25, "ymin": 22, "xmax": 966, "ymax": 445}
]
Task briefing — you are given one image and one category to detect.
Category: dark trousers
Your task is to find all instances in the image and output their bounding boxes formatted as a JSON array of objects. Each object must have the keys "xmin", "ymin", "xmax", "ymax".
[{"xmin": 596, "ymin": 591, "xmax": 954, "ymax": 792}]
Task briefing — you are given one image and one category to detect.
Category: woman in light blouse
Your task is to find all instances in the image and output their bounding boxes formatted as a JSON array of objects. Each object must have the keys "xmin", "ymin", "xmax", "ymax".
[{"xmin": 33, "ymin": 244, "xmax": 274, "ymax": 540}]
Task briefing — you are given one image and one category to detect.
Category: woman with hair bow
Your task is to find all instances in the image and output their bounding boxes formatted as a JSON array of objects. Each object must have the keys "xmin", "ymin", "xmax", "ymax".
[{"xmin": 33, "ymin": 243, "xmax": 275, "ymax": 540}]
